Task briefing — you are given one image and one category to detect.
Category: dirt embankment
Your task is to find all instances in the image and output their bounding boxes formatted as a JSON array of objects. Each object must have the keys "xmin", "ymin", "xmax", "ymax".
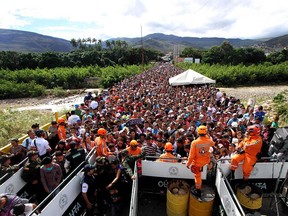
[{"xmin": 219, "ymin": 85, "xmax": 288, "ymax": 103}]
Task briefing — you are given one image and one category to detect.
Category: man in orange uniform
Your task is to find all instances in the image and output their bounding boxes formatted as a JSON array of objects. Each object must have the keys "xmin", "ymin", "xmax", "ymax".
[
  {"xmin": 158, "ymin": 142, "xmax": 177, "ymax": 163},
  {"xmin": 126, "ymin": 140, "xmax": 142, "ymax": 156},
  {"xmin": 57, "ymin": 117, "xmax": 66, "ymax": 141},
  {"xmin": 95, "ymin": 128, "xmax": 108, "ymax": 157},
  {"xmin": 229, "ymin": 125, "xmax": 262, "ymax": 181},
  {"xmin": 186, "ymin": 125, "xmax": 214, "ymax": 197}
]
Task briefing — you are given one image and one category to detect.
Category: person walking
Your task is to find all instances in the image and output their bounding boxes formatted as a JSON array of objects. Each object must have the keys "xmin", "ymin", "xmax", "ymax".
[
  {"xmin": 40, "ymin": 157, "xmax": 62, "ymax": 196},
  {"xmin": 81, "ymin": 164, "xmax": 97, "ymax": 216},
  {"xmin": 95, "ymin": 128, "xmax": 108, "ymax": 157},
  {"xmin": 31, "ymin": 130, "xmax": 51, "ymax": 160},
  {"xmin": 186, "ymin": 125, "xmax": 215, "ymax": 197},
  {"xmin": 21, "ymin": 151, "xmax": 44, "ymax": 202},
  {"xmin": 64, "ymin": 141, "xmax": 86, "ymax": 175}
]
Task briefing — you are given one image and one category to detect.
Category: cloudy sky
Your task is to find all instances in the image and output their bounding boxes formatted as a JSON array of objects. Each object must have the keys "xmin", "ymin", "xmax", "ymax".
[{"xmin": 1, "ymin": 0, "xmax": 287, "ymax": 41}]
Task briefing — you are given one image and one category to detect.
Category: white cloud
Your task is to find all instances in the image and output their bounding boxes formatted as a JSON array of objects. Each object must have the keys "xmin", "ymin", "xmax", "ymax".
[{"xmin": 1, "ymin": 0, "xmax": 288, "ymax": 40}]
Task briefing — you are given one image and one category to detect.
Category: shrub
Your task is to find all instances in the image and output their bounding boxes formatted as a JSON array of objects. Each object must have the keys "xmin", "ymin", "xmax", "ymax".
[{"xmin": 0, "ymin": 80, "xmax": 45, "ymax": 99}]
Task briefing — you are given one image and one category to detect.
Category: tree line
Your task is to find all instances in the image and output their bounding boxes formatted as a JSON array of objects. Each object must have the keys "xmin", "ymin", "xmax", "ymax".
[
  {"xmin": 177, "ymin": 62, "xmax": 288, "ymax": 86},
  {"xmin": 0, "ymin": 39, "xmax": 161, "ymax": 71},
  {"xmin": 180, "ymin": 41, "xmax": 288, "ymax": 65},
  {"xmin": 0, "ymin": 65, "xmax": 149, "ymax": 99},
  {"xmin": 0, "ymin": 38, "xmax": 287, "ymax": 99}
]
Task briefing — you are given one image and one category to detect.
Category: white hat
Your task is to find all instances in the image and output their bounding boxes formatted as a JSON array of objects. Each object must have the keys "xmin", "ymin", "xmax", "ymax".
[
  {"xmin": 232, "ymin": 138, "xmax": 239, "ymax": 144},
  {"xmin": 231, "ymin": 122, "xmax": 238, "ymax": 128},
  {"xmin": 146, "ymin": 127, "xmax": 152, "ymax": 131}
]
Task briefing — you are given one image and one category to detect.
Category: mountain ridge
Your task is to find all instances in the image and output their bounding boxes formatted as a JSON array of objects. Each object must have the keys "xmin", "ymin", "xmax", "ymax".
[{"xmin": 0, "ymin": 29, "xmax": 287, "ymax": 53}]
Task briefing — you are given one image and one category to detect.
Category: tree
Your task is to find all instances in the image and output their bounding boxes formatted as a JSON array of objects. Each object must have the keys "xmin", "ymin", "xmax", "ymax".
[
  {"xmin": 202, "ymin": 46, "xmax": 224, "ymax": 64},
  {"xmin": 70, "ymin": 38, "xmax": 77, "ymax": 49},
  {"xmin": 180, "ymin": 47, "xmax": 202, "ymax": 59},
  {"xmin": 105, "ymin": 40, "xmax": 111, "ymax": 49},
  {"xmin": 220, "ymin": 41, "xmax": 235, "ymax": 65},
  {"xmin": 97, "ymin": 39, "xmax": 103, "ymax": 51}
]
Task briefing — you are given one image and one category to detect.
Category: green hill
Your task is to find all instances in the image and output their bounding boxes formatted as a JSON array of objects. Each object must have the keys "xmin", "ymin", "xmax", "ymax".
[
  {"xmin": 262, "ymin": 34, "xmax": 288, "ymax": 47},
  {"xmin": 0, "ymin": 29, "xmax": 72, "ymax": 53},
  {"xmin": 1, "ymin": 29, "xmax": 287, "ymax": 54},
  {"xmin": 111, "ymin": 33, "xmax": 261, "ymax": 53}
]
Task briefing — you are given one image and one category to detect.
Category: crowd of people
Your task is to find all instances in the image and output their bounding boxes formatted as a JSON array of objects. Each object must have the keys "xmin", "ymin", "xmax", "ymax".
[{"xmin": 0, "ymin": 62, "xmax": 280, "ymax": 215}]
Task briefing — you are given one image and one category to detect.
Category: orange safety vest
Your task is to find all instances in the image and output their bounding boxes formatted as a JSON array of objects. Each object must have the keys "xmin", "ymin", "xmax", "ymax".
[
  {"xmin": 126, "ymin": 146, "xmax": 142, "ymax": 156},
  {"xmin": 187, "ymin": 135, "xmax": 214, "ymax": 167},
  {"xmin": 95, "ymin": 136, "xmax": 108, "ymax": 157},
  {"xmin": 57, "ymin": 125, "xmax": 66, "ymax": 141},
  {"xmin": 158, "ymin": 152, "xmax": 178, "ymax": 163}
]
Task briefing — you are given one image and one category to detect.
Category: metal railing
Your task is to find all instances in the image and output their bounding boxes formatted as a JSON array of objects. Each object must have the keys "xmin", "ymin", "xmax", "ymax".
[
  {"xmin": 0, "ymin": 173, "xmax": 9, "ymax": 185},
  {"xmin": 28, "ymin": 147, "xmax": 96, "ymax": 215},
  {"xmin": 129, "ymin": 161, "xmax": 138, "ymax": 216},
  {"xmin": 216, "ymin": 165, "xmax": 245, "ymax": 216}
]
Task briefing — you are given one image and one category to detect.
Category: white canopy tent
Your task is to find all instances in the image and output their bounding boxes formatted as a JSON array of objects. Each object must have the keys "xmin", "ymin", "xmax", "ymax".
[{"xmin": 169, "ymin": 69, "xmax": 216, "ymax": 86}]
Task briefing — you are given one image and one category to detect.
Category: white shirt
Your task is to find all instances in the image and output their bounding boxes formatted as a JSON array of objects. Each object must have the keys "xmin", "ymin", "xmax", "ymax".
[
  {"xmin": 22, "ymin": 137, "xmax": 33, "ymax": 150},
  {"xmin": 90, "ymin": 101, "xmax": 98, "ymax": 110},
  {"xmin": 82, "ymin": 182, "xmax": 89, "ymax": 193},
  {"xmin": 68, "ymin": 114, "xmax": 81, "ymax": 126},
  {"xmin": 216, "ymin": 91, "xmax": 223, "ymax": 101},
  {"xmin": 31, "ymin": 137, "xmax": 51, "ymax": 156}
]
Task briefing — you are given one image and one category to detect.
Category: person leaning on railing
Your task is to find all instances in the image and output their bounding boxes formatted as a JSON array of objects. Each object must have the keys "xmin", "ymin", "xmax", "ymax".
[
  {"xmin": 157, "ymin": 142, "xmax": 178, "ymax": 163},
  {"xmin": 0, "ymin": 155, "xmax": 19, "ymax": 179}
]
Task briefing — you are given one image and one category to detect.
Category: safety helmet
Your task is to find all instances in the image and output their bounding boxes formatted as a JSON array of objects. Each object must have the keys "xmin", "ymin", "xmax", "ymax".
[
  {"xmin": 165, "ymin": 142, "xmax": 173, "ymax": 151},
  {"xmin": 97, "ymin": 128, "xmax": 107, "ymax": 136},
  {"xmin": 197, "ymin": 125, "xmax": 207, "ymax": 135},
  {"xmin": 57, "ymin": 117, "xmax": 65, "ymax": 124},
  {"xmin": 247, "ymin": 125, "xmax": 260, "ymax": 136},
  {"xmin": 130, "ymin": 140, "xmax": 138, "ymax": 147}
]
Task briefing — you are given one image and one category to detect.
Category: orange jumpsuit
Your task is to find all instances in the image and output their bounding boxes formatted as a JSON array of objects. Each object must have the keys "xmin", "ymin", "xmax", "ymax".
[
  {"xmin": 57, "ymin": 125, "xmax": 66, "ymax": 141},
  {"xmin": 158, "ymin": 152, "xmax": 177, "ymax": 163},
  {"xmin": 126, "ymin": 146, "xmax": 142, "ymax": 156},
  {"xmin": 95, "ymin": 136, "xmax": 108, "ymax": 157},
  {"xmin": 187, "ymin": 136, "xmax": 214, "ymax": 189},
  {"xmin": 230, "ymin": 135, "xmax": 262, "ymax": 180}
]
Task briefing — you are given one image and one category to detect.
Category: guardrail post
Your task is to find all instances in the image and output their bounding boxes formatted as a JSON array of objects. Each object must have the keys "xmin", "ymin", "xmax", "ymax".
[{"xmin": 55, "ymin": 112, "xmax": 59, "ymax": 121}]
